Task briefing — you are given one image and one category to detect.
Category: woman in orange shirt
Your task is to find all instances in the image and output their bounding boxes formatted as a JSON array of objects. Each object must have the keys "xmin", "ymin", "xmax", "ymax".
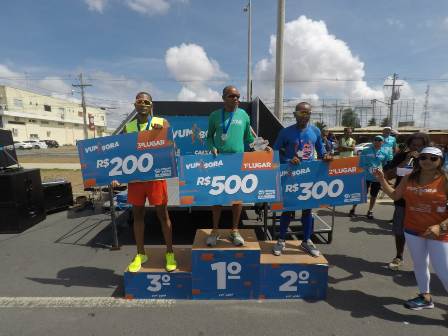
[{"xmin": 375, "ymin": 147, "xmax": 448, "ymax": 310}]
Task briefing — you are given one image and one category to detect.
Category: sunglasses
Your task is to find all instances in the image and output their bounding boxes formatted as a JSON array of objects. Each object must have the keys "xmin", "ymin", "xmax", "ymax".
[
  {"xmin": 419, "ymin": 155, "xmax": 439, "ymax": 162},
  {"xmin": 226, "ymin": 94, "xmax": 240, "ymax": 99},
  {"xmin": 135, "ymin": 99, "xmax": 153, "ymax": 106},
  {"xmin": 294, "ymin": 111, "xmax": 311, "ymax": 117}
]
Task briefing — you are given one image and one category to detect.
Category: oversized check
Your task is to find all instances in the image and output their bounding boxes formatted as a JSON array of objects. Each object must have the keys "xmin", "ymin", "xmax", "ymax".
[
  {"xmin": 178, "ymin": 151, "xmax": 282, "ymax": 206},
  {"xmin": 77, "ymin": 128, "xmax": 177, "ymax": 187},
  {"xmin": 272, "ymin": 156, "xmax": 367, "ymax": 211}
]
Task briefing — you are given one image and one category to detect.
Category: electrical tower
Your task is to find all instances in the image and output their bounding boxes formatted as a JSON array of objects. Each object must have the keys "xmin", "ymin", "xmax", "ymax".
[{"xmin": 423, "ymin": 85, "xmax": 430, "ymax": 129}]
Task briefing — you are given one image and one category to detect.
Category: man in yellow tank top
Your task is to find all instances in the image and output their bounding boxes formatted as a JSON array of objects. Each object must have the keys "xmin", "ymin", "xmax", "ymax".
[
  {"xmin": 116, "ymin": 92, "xmax": 176, "ymax": 273},
  {"xmin": 339, "ymin": 127, "xmax": 356, "ymax": 158}
]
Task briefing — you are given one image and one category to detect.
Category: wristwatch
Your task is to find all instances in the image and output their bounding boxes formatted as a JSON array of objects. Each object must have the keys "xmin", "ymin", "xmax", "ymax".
[{"xmin": 440, "ymin": 221, "xmax": 448, "ymax": 233}]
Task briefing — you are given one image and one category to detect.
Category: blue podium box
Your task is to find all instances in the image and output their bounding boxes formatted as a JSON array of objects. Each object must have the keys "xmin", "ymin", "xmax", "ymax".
[
  {"xmin": 124, "ymin": 246, "xmax": 192, "ymax": 299},
  {"xmin": 259, "ymin": 241, "xmax": 328, "ymax": 300},
  {"xmin": 191, "ymin": 229, "xmax": 260, "ymax": 300}
]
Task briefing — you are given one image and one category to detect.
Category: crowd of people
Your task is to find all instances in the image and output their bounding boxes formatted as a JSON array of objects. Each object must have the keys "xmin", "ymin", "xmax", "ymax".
[{"xmin": 116, "ymin": 85, "xmax": 447, "ymax": 313}]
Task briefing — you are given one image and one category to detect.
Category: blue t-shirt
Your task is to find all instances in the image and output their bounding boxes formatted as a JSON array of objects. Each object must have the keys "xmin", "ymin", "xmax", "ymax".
[
  {"xmin": 274, "ymin": 124, "xmax": 326, "ymax": 164},
  {"xmin": 382, "ymin": 135, "xmax": 397, "ymax": 161},
  {"xmin": 359, "ymin": 145, "xmax": 389, "ymax": 181}
]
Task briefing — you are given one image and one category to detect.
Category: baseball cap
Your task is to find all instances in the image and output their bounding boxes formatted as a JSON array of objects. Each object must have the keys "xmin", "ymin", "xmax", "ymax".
[
  {"xmin": 420, "ymin": 147, "xmax": 443, "ymax": 157},
  {"xmin": 383, "ymin": 126, "xmax": 392, "ymax": 130},
  {"xmin": 374, "ymin": 135, "xmax": 384, "ymax": 141}
]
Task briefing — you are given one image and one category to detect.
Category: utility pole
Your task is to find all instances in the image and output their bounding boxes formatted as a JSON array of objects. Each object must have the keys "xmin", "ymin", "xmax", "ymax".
[
  {"xmin": 244, "ymin": 0, "xmax": 252, "ymax": 102},
  {"xmin": 423, "ymin": 85, "xmax": 430, "ymax": 129},
  {"xmin": 383, "ymin": 73, "xmax": 402, "ymax": 128},
  {"xmin": 72, "ymin": 73, "xmax": 92, "ymax": 140},
  {"xmin": 274, "ymin": 0, "xmax": 285, "ymax": 122}
]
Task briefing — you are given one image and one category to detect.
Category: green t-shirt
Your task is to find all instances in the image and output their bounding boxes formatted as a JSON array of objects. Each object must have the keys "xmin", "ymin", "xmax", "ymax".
[{"xmin": 207, "ymin": 107, "xmax": 254, "ymax": 153}]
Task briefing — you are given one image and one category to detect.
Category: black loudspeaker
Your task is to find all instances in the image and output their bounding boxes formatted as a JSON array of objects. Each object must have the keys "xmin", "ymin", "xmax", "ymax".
[
  {"xmin": 0, "ymin": 168, "xmax": 46, "ymax": 233},
  {"xmin": 42, "ymin": 180, "xmax": 73, "ymax": 213}
]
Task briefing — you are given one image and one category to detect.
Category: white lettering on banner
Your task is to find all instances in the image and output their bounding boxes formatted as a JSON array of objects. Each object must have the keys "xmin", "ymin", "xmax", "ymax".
[
  {"xmin": 281, "ymin": 167, "xmax": 311, "ymax": 177},
  {"xmin": 186, "ymin": 160, "xmax": 223, "ymax": 170},
  {"xmin": 284, "ymin": 179, "xmax": 344, "ymax": 201},
  {"xmin": 243, "ymin": 162, "xmax": 272, "ymax": 169},
  {"xmin": 137, "ymin": 139, "xmax": 165, "ymax": 150},
  {"xmin": 205, "ymin": 174, "xmax": 258, "ymax": 195},
  {"xmin": 105, "ymin": 153, "xmax": 154, "ymax": 176},
  {"xmin": 173, "ymin": 129, "xmax": 207, "ymax": 139},
  {"xmin": 101, "ymin": 141, "xmax": 119, "ymax": 152},
  {"xmin": 211, "ymin": 261, "xmax": 242, "ymax": 290},
  {"xmin": 85, "ymin": 145, "xmax": 99, "ymax": 154},
  {"xmin": 194, "ymin": 150, "xmax": 211, "ymax": 155},
  {"xmin": 328, "ymin": 167, "xmax": 356, "ymax": 175}
]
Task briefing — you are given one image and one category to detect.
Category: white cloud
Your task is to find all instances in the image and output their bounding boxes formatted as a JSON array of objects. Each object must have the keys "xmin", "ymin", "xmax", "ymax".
[
  {"xmin": 165, "ymin": 43, "xmax": 227, "ymax": 101},
  {"xmin": 253, "ymin": 16, "xmax": 383, "ymax": 102},
  {"xmin": 386, "ymin": 18, "xmax": 404, "ymax": 29},
  {"xmin": 125, "ymin": 0, "xmax": 170, "ymax": 15},
  {"xmin": 85, "ymin": 0, "xmax": 107, "ymax": 13},
  {"xmin": 38, "ymin": 77, "xmax": 72, "ymax": 94}
]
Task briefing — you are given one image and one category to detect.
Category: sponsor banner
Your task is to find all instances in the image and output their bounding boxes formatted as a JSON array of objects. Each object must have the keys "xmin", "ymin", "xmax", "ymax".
[
  {"xmin": 164, "ymin": 116, "xmax": 210, "ymax": 156},
  {"xmin": 178, "ymin": 151, "xmax": 282, "ymax": 206},
  {"xmin": 272, "ymin": 156, "xmax": 367, "ymax": 211},
  {"xmin": 77, "ymin": 128, "xmax": 177, "ymax": 187}
]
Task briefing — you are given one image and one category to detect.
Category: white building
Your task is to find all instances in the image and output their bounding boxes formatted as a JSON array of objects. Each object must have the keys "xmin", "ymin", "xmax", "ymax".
[{"xmin": 0, "ymin": 85, "xmax": 107, "ymax": 145}]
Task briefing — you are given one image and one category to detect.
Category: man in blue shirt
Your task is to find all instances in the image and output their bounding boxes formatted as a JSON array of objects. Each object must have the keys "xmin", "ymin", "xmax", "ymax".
[
  {"xmin": 272, "ymin": 102, "xmax": 332, "ymax": 257},
  {"xmin": 382, "ymin": 127, "xmax": 397, "ymax": 162},
  {"xmin": 349, "ymin": 135, "xmax": 389, "ymax": 219}
]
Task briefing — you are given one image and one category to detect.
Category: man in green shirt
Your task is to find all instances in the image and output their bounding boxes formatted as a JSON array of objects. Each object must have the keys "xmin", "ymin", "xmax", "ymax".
[
  {"xmin": 339, "ymin": 127, "xmax": 356, "ymax": 157},
  {"xmin": 206, "ymin": 85, "xmax": 255, "ymax": 246}
]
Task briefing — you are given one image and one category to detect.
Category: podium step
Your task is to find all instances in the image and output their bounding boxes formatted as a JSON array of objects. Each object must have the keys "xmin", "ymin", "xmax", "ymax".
[
  {"xmin": 259, "ymin": 241, "xmax": 328, "ymax": 300},
  {"xmin": 191, "ymin": 229, "xmax": 260, "ymax": 300},
  {"xmin": 124, "ymin": 246, "xmax": 192, "ymax": 299}
]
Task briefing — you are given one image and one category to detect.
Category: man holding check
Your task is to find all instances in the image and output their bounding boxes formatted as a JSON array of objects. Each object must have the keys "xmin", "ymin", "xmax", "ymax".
[
  {"xmin": 115, "ymin": 92, "xmax": 176, "ymax": 273},
  {"xmin": 273, "ymin": 102, "xmax": 332, "ymax": 257},
  {"xmin": 205, "ymin": 85, "xmax": 255, "ymax": 247}
]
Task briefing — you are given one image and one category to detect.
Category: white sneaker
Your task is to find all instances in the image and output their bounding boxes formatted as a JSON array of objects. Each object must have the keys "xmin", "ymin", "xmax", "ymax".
[
  {"xmin": 300, "ymin": 239, "xmax": 320, "ymax": 257},
  {"xmin": 206, "ymin": 232, "xmax": 219, "ymax": 247},
  {"xmin": 272, "ymin": 239, "xmax": 286, "ymax": 256}
]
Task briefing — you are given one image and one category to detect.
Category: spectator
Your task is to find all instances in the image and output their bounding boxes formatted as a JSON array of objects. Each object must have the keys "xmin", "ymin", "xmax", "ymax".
[
  {"xmin": 382, "ymin": 126, "xmax": 397, "ymax": 162},
  {"xmin": 349, "ymin": 135, "xmax": 388, "ymax": 219},
  {"xmin": 374, "ymin": 147, "xmax": 448, "ymax": 310},
  {"xmin": 339, "ymin": 127, "xmax": 356, "ymax": 157},
  {"xmin": 383, "ymin": 132, "xmax": 430, "ymax": 270}
]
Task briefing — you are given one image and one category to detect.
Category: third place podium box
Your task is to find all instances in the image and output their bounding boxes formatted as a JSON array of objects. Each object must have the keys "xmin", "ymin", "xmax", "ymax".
[
  {"xmin": 191, "ymin": 229, "xmax": 260, "ymax": 300},
  {"xmin": 259, "ymin": 241, "xmax": 328, "ymax": 300},
  {"xmin": 124, "ymin": 246, "xmax": 192, "ymax": 299}
]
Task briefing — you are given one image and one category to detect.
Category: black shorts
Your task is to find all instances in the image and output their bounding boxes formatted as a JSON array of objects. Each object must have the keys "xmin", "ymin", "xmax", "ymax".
[{"xmin": 366, "ymin": 180, "xmax": 381, "ymax": 198}]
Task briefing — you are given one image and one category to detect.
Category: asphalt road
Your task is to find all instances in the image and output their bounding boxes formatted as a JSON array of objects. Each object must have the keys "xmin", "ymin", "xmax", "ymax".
[{"xmin": 0, "ymin": 202, "xmax": 447, "ymax": 335}]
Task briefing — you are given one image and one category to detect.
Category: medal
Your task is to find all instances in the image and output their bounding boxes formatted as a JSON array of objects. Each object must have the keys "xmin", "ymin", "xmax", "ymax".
[
  {"xmin": 221, "ymin": 133, "xmax": 228, "ymax": 141},
  {"xmin": 221, "ymin": 109, "xmax": 234, "ymax": 142}
]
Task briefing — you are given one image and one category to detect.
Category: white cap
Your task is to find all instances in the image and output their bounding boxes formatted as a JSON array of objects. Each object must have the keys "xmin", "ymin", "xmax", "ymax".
[
  {"xmin": 383, "ymin": 126, "xmax": 392, "ymax": 130},
  {"xmin": 420, "ymin": 147, "xmax": 443, "ymax": 157}
]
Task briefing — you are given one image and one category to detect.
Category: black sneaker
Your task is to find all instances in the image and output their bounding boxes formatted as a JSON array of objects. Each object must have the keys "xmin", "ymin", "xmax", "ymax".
[
  {"xmin": 366, "ymin": 211, "xmax": 374, "ymax": 220},
  {"xmin": 348, "ymin": 209, "xmax": 355, "ymax": 217},
  {"xmin": 404, "ymin": 295, "xmax": 434, "ymax": 310}
]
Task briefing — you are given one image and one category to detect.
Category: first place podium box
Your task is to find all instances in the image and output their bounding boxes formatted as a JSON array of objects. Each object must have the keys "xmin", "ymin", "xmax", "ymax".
[
  {"xmin": 191, "ymin": 229, "xmax": 260, "ymax": 300},
  {"xmin": 259, "ymin": 241, "xmax": 328, "ymax": 300},
  {"xmin": 124, "ymin": 246, "xmax": 192, "ymax": 299}
]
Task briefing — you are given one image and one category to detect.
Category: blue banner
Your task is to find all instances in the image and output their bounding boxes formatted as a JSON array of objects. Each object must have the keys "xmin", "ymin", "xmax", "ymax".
[
  {"xmin": 178, "ymin": 151, "xmax": 282, "ymax": 206},
  {"xmin": 272, "ymin": 157, "xmax": 367, "ymax": 211},
  {"xmin": 77, "ymin": 128, "xmax": 177, "ymax": 187},
  {"xmin": 163, "ymin": 116, "xmax": 210, "ymax": 156}
]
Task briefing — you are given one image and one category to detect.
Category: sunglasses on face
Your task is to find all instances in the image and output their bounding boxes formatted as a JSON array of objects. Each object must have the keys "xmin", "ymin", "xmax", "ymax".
[
  {"xmin": 226, "ymin": 94, "xmax": 240, "ymax": 99},
  {"xmin": 294, "ymin": 111, "xmax": 310, "ymax": 117},
  {"xmin": 135, "ymin": 99, "xmax": 152, "ymax": 106},
  {"xmin": 419, "ymin": 155, "xmax": 439, "ymax": 162}
]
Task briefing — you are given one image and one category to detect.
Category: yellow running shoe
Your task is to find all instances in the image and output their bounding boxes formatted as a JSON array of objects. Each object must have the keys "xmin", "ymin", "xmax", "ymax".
[
  {"xmin": 128, "ymin": 253, "xmax": 148, "ymax": 273},
  {"xmin": 165, "ymin": 252, "xmax": 177, "ymax": 272}
]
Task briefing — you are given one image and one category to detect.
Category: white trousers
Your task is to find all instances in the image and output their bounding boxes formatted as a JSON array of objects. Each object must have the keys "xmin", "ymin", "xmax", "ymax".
[{"xmin": 405, "ymin": 232, "xmax": 448, "ymax": 294}]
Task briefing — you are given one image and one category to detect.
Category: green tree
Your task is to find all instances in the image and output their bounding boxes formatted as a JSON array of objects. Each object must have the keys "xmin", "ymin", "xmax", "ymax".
[
  {"xmin": 367, "ymin": 118, "xmax": 377, "ymax": 126},
  {"xmin": 380, "ymin": 117, "xmax": 390, "ymax": 127},
  {"xmin": 341, "ymin": 108, "xmax": 361, "ymax": 128},
  {"xmin": 314, "ymin": 121, "xmax": 327, "ymax": 131}
]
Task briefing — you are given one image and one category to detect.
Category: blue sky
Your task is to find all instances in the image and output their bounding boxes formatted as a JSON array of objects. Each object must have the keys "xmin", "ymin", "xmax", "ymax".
[{"xmin": 1, "ymin": 0, "xmax": 447, "ymax": 127}]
